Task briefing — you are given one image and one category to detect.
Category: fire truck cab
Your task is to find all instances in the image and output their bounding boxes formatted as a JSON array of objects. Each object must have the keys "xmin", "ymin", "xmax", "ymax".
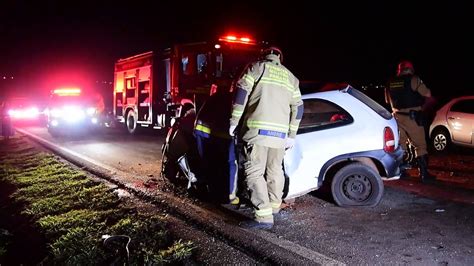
[
  {"xmin": 113, "ymin": 35, "xmax": 265, "ymax": 134},
  {"xmin": 46, "ymin": 88, "xmax": 104, "ymax": 136}
]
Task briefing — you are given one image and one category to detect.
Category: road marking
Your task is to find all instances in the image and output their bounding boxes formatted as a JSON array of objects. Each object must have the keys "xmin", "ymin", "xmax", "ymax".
[{"xmin": 257, "ymin": 230, "xmax": 346, "ymax": 265}]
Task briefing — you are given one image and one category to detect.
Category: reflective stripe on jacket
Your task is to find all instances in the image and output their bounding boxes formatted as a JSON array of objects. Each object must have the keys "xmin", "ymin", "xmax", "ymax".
[{"xmin": 230, "ymin": 54, "xmax": 303, "ymax": 148}]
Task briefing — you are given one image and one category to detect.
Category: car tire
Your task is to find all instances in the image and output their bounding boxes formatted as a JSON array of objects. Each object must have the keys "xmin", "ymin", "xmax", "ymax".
[
  {"xmin": 331, "ymin": 163, "xmax": 383, "ymax": 207},
  {"xmin": 161, "ymin": 126, "xmax": 190, "ymax": 182},
  {"xmin": 126, "ymin": 110, "xmax": 138, "ymax": 135},
  {"xmin": 161, "ymin": 143, "xmax": 180, "ymax": 182},
  {"xmin": 431, "ymin": 128, "xmax": 451, "ymax": 152}
]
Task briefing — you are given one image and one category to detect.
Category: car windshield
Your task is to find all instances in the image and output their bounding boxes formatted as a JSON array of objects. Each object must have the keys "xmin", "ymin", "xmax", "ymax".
[{"xmin": 347, "ymin": 87, "xmax": 393, "ymax": 120}]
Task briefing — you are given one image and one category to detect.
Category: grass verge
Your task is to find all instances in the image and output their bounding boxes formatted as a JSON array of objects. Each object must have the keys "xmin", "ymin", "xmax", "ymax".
[{"xmin": 0, "ymin": 136, "xmax": 193, "ymax": 264}]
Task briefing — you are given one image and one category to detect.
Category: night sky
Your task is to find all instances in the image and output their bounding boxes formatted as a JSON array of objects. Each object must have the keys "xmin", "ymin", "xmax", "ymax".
[{"xmin": 1, "ymin": 1, "xmax": 472, "ymax": 101}]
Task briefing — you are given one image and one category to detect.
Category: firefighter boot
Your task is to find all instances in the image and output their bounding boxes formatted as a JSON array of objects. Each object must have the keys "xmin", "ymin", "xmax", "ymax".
[{"xmin": 417, "ymin": 155, "xmax": 436, "ymax": 184}]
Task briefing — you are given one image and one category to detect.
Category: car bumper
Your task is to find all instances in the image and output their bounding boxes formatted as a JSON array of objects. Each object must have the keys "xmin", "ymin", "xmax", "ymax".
[
  {"xmin": 48, "ymin": 116, "xmax": 100, "ymax": 129},
  {"xmin": 380, "ymin": 145, "xmax": 404, "ymax": 179}
]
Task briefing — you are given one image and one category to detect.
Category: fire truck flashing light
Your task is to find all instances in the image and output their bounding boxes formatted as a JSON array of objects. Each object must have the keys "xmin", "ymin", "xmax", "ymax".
[
  {"xmin": 219, "ymin": 35, "xmax": 255, "ymax": 45},
  {"xmin": 53, "ymin": 88, "xmax": 81, "ymax": 96}
]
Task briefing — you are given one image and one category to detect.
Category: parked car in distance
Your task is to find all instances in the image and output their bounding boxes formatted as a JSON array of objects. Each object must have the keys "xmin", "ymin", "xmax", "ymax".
[{"xmin": 429, "ymin": 96, "xmax": 474, "ymax": 152}]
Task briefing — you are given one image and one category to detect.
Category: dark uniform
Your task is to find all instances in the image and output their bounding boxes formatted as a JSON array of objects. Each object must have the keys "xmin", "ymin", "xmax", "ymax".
[
  {"xmin": 385, "ymin": 61, "xmax": 436, "ymax": 183},
  {"xmin": 194, "ymin": 88, "xmax": 238, "ymax": 203}
]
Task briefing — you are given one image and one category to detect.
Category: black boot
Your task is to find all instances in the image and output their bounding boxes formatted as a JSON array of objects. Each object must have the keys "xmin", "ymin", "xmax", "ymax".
[{"xmin": 417, "ymin": 155, "xmax": 436, "ymax": 184}]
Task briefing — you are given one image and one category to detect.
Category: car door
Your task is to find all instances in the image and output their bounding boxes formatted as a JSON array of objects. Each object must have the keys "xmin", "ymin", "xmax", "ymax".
[{"xmin": 447, "ymin": 99, "xmax": 474, "ymax": 145}]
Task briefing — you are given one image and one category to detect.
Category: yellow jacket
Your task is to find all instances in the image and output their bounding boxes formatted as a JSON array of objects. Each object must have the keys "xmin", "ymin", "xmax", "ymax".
[{"xmin": 230, "ymin": 54, "xmax": 303, "ymax": 148}]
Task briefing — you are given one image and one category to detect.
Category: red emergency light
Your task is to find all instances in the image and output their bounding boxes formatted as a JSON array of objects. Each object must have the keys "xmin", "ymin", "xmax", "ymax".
[
  {"xmin": 53, "ymin": 88, "xmax": 82, "ymax": 96},
  {"xmin": 219, "ymin": 35, "xmax": 255, "ymax": 45}
]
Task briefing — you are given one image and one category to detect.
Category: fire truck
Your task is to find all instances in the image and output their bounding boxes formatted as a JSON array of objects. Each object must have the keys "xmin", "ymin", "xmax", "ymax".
[{"xmin": 113, "ymin": 34, "xmax": 265, "ymax": 134}]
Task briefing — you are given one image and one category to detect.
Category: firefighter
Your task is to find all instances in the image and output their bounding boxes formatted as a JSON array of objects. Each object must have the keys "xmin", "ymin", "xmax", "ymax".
[
  {"xmin": 229, "ymin": 46, "xmax": 303, "ymax": 229},
  {"xmin": 194, "ymin": 85, "xmax": 238, "ymax": 204},
  {"xmin": 385, "ymin": 60, "xmax": 436, "ymax": 183}
]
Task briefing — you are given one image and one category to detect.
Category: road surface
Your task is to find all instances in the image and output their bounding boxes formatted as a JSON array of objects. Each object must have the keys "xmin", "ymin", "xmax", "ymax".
[{"xmin": 18, "ymin": 124, "xmax": 474, "ymax": 265}]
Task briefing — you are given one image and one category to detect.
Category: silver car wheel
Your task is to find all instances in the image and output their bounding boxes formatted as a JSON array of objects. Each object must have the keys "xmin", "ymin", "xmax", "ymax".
[{"xmin": 433, "ymin": 133, "xmax": 447, "ymax": 151}]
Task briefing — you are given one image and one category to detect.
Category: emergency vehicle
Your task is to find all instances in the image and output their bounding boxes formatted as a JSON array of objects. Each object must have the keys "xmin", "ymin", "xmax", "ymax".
[
  {"xmin": 113, "ymin": 34, "xmax": 265, "ymax": 134},
  {"xmin": 46, "ymin": 88, "xmax": 104, "ymax": 136}
]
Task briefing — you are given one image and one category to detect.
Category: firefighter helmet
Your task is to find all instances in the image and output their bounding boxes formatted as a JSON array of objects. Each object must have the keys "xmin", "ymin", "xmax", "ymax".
[
  {"xmin": 397, "ymin": 60, "xmax": 415, "ymax": 76},
  {"xmin": 261, "ymin": 46, "xmax": 283, "ymax": 62}
]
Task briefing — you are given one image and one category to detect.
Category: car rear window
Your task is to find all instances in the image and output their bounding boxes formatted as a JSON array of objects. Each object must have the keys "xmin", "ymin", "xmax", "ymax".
[
  {"xmin": 347, "ymin": 87, "xmax": 392, "ymax": 120},
  {"xmin": 298, "ymin": 99, "xmax": 353, "ymax": 134}
]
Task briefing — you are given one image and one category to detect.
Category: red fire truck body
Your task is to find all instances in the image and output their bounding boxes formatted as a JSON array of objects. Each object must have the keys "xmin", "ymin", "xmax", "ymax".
[{"xmin": 113, "ymin": 35, "xmax": 264, "ymax": 134}]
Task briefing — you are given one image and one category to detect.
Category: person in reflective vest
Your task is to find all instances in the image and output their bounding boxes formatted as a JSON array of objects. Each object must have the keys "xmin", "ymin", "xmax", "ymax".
[
  {"xmin": 194, "ymin": 86, "xmax": 238, "ymax": 204},
  {"xmin": 229, "ymin": 46, "xmax": 303, "ymax": 229},
  {"xmin": 385, "ymin": 60, "xmax": 436, "ymax": 183}
]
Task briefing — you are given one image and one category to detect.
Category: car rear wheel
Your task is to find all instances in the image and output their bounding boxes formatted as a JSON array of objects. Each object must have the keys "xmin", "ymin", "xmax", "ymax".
[
  {"xmin": 431, "ymin": 128, "xmax": 451, "ymax": 152},
  {"xmin": 331, "ymin": 163, "xmax": 383, "ymax": 207}
]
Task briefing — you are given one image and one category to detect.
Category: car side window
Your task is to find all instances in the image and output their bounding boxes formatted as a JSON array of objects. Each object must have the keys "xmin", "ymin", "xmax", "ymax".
[
  {"xmin": 450, "ymin": 99, "xmax": 474, "ymax": 114},
  {"xmin": 297, "ymin": 98, "xmax": 353, "ymax": 134}
]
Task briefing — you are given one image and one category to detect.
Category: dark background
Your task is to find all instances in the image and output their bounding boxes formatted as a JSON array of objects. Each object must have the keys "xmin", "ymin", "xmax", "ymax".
[{"xmin": 1, "ymin": 1, "xmax": 472, "ymax": 103}]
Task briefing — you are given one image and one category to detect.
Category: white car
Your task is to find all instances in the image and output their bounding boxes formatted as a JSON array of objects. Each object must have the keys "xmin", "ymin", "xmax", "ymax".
[
  {"xmin": 283, "ymin": 86, "xmax": 403, "ymax": 207},
  {"xmin": 429, "ymin": 96, "xmax": 474, "ymax": 152},
  {"xmin": 162, "ymin": 86, "xmax": 403, "ymax": 207}
]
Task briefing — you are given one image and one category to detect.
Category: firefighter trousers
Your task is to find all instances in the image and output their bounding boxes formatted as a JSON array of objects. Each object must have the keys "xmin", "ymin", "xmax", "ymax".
[{"xmin": 242, "ymin": 143, "xmax": 285, "ymax": 223}]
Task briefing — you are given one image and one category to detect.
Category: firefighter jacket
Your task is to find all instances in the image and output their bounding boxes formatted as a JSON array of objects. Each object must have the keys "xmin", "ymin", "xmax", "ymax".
[{"xmin": 230, "ymin": 54, "xmax": 303, "ymax": 148}]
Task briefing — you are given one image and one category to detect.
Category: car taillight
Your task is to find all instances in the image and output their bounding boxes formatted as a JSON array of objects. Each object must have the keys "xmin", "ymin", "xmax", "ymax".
[{"xmin": 383, "ymin": 127, "xmax": 395, "ymax": 153}]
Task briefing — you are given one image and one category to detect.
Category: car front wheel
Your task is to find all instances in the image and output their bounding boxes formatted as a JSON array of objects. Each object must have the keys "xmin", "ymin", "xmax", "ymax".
[
  {"xmin": 432, "ymin": 128, "xmax": 451, "ymax": 152},
  {"xmin": 331, "ymin": 163, "xmax": 383, "ymax": 207}
]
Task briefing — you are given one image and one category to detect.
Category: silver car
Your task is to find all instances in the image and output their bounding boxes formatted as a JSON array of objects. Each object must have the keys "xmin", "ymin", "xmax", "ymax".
[{"xmin": 429, "ymin": 96, "xmax": 474, "ymax": 152}]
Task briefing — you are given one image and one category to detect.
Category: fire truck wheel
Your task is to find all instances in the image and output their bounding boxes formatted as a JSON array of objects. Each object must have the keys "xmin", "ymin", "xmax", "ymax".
[{"xmin": 126, "ymin": 110, "xmax": 138, "ymax": 134}]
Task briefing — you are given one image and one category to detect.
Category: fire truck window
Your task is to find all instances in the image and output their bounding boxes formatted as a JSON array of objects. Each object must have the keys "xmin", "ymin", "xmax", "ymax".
[
  {"xmin": 215, "ymin": 54, "xmax": 223, "ymax": 77},
  {"xmin": 181, "ymin": 56, "xmax": 189, "ymax": 73},
  {"xmin": 182, "ymin": 56, "xmax": 197, "ymax": 76},
  {"xmin": 197, "ymin": 54, "xmax": 207, "ymax": 74}
]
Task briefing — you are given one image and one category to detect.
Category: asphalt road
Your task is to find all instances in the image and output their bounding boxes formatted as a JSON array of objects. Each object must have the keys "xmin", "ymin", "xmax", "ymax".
[{"xmin": 17, "ymin": 124, "xmax": 474, "ymax": 265}]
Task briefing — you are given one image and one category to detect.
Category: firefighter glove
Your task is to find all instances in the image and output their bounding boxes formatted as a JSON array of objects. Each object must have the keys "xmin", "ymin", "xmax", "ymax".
[
  {"xmin": 285, "ymin": 137, "xmax": 295, "ymax": 150},
  {"xmin": 229, "ymin": 125, "xmax": 237, "ymax": 136}
]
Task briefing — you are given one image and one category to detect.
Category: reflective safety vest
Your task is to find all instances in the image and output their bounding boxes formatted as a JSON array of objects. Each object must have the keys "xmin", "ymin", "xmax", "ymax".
[{"xmin": 230, "ymin": 54, "xmax": 303, "ymax": 148}]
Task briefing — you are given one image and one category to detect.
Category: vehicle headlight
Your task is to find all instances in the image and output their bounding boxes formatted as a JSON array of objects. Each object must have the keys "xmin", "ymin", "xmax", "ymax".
[{"xmin": 86, "ymin": 107, "xmax": 96, "ymax": 116}]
